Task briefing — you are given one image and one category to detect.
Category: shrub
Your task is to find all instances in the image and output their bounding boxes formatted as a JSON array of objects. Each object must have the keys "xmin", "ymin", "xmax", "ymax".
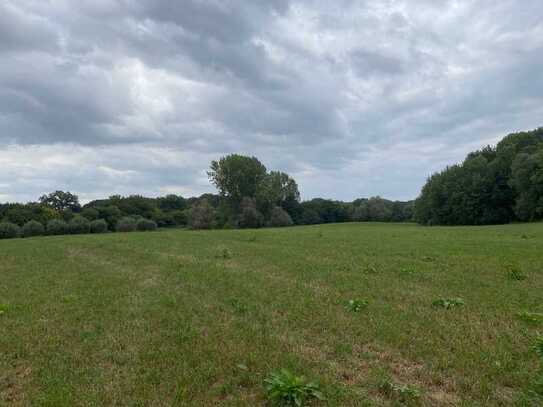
[
  {"xmin": 136, "ymin": 218, "xmax": 157, "ymax": 231},
  {"xmin": 346, "ymin": 299, "xmax": 369, "ymax": 312},
  {"xmin": 81, "ymin": 207, "xmax": 100, "ymax": 221},
  {"xmin": 238, "ymin": 197, "xmax": 263, "ymax": 229},
  {"xmin": 96, "ymin": 205, "xmax": 121, "ymax": 230},
  {"xmin": 0, "ymin": 303, "xmax": 8, "ymax": 315},
  {"xmin": 506, "ymin": 265, "xmax": 527, "ymax": 281},
  {"xmin": 264, "ymin": 369, "xmax": 324, "ymax": 406},
  {"xmin": 46, "ymin": 219, "xmax": 69, "ymax": 235},
  {"xmin": 188, "ymin": 200, "xmax": 215, "ymax": 230},
  {"xmin": 301, "ymin": 208, "xmax": 321, "ymax": 225},
  {"xmin": 21, "ymin": 220, "xmax": 44, "ymax": 238},
  {"xmin": 171, "ymin": 210, "xmax": 188, "ymax": 226},
  {"xmin": 90, "ymin": 219, "xmax": 108, "ymax": 234},
  {"xmin": 379, "ymin": 379, "xmax": 421, "ymax": 403},
  {"xmin": 61, "ymin": 208, "xmax": 75, "ymax": 222},
  {"xmin": 69, "ymin": 215, "xmax": 90, "ymax": 234},
  {"xmin": 0, "ymin": 222, "xmax": 20, "ymax": 239},
  {"xmin": 269, "ymin": 206, "xmax": 293, "ymax": 227},
  {"xmin": 239, "ymin": 206, "xmax": 263, "ymax": 228},
  {"xmin": 432, "ymin": 298, "xmax": 465, "ymax": 309},
  {"xmin": 152, "ymin": 211, "xmax": 175, "ymax": 228},
  {"xmin": 214, "ymin": 245, "xmax": 232, "ymax": 259},
  {"xmin": 116, "ymin": 217, "xmax": 137, "ymax": 232}
]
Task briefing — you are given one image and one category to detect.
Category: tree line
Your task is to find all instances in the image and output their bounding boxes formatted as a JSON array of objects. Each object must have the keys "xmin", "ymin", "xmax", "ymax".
[
  {"xmin": 414, "ymin": 127, "xmax": 543, "ymax": 225},
  {"xmin": 0, "ymin": 154, "xmax": 414, "ymax": 238},
  {"xmin": 2, "ymin": 127, "xmax": 541, "ymax": 237}
]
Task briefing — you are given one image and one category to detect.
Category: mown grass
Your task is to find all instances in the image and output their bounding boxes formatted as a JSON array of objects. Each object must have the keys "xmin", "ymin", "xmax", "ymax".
[{"xmin": 1, "ymin": 222, "xmax": 542, "ymax": 406}]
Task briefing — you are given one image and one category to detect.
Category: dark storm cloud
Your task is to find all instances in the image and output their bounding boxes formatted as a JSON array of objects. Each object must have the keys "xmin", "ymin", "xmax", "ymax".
[{"xmin": 1, "ymin": 0, "xmax": 542, "ymax": 202}]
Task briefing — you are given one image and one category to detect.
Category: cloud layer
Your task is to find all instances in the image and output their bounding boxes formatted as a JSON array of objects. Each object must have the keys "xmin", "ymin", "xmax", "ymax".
[{"xmin": 1, "ymin": 0, "xmax": 542, "ymax": 203}]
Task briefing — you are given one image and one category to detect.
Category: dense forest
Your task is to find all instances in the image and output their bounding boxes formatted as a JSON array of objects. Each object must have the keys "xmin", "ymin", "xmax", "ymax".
[
  {"xmin": 414, "ymin": 127, "xmax": 543, "ymax": 225},
  {"xmin": 0, "ymin": 155, "xmax": 413, "ymax": 238}
]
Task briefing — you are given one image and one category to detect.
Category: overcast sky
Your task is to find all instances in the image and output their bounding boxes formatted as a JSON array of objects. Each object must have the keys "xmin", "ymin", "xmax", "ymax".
[{"xmin": 1, "ymin": 0, "xmax": 542, "ymax": 203}]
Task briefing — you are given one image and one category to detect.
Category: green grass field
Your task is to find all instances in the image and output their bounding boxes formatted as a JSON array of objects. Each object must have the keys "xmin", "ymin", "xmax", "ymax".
[{"xmin": 1, "ymin": 223, "xmax": 543, "ymax": 406}]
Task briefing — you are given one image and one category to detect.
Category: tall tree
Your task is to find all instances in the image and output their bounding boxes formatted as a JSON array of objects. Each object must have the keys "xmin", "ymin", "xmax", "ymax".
[
  {"xmin": 208, "ymin": 154, "xmax": 267, "ymax": 211},
  {"xmin": 415, "ymin": 127, "xmax": 543, "ymax": 225},
  {"xmin": 39, "ymin": 191, "xmax": 81, "ymax": 212},
  {"xmin": 256, "ymin": 171, "xmax": 300, "ymax": 217},
  {"xmin": 511, "ymin": 146, "xmax": 543, "ymax": 221}
]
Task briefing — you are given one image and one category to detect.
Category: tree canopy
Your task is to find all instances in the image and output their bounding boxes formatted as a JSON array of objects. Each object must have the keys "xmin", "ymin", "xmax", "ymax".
[
  {"xmin": 208, "ymin": 155, "xmax": 268, "ymax": 211},
  {"xmin": 415, "ymin": 127, "xmax": 543, "ymax": 225},
  {"xmin": 39, "ymin": 190, "xmax": 81, "ymax": 212}
]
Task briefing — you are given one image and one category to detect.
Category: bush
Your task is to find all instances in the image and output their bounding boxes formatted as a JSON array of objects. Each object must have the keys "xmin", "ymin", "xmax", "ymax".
[
  {"xmin": 96, "ymin": 205, "xmax": 121, "ymax": 230},
  {"xmin": 69, "ymin": 215, "xmax": 90, "ymax": 234},
  {"xmin": 81, "ymin": 207, "xmax": 100, "ymax": 221},
  {"xmin": 116, "ymin": 217, "xmax": 137, "ymax": 232},
  {"xmin": 46, "ymin": 219, "xmax": 69, "ymax": 235},
  {"xmin": 152, "ymin": 211, "xmax": 175, "ymax": 228},
  {"xmin": 238, "ymin": 197, "xmax": 263, "ymax": 229},
  {"xmin": 171, "ymin": 210, "xmax": 188, "ymax": 226},
  {"xmin": 90, "ymin": 219, "xmax": 108, "ymax": 234},
  {"xmin": 61, "ymin": 208, "xmax": 75, "ymax": 222},
  {"xmin": 188, "ymin": 200, "xmax": 216, "ymax": 230},
  {"xmin": 269, "ymin": 206, "xmax": 293, "ymax": 227},
  {"xmin": 0, "ymin": 222, "xmax": 20, "ymax": 239},
  {"xmin": 21, "ymin": 220, "xmax": 44, "ymax": 238},
  {"xmin": 137, "ymin": 218, "xmax": 157, "ymax": 231},
  {"xmin": 264, "ymin": 369, "xmax": 324, "ymax": 406}
]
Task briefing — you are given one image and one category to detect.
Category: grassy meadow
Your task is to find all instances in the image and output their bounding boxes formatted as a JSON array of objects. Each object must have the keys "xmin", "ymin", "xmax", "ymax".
[{"xmin": 1, "ymin": 222, "xmax": 543, "ymax": 406}]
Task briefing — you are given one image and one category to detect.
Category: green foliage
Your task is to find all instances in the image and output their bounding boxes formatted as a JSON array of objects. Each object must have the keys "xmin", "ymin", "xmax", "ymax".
[
  {"xmin": 301, "ymin": 199, "xmax": 352, "ymax": 224},
  {"xmin": 238, "ymin": 197, "xmax": 264, "ymax": 229},
  {"xmin": 21, "ymin": 220, "xmax": 44, "ymax": 238},
  {"xmin": 69, "ymin": 215, "xmax": 91, "ymax": 234},
  {"xmin": 108, "ymin": 195, "xmax": 157, "ymax": 219},
  {"xmin": 506, "ymin": 265, "xmax": 527, "ymax": 281},
  {"xmin": 0, "ymin": 203, "xmax": 58, "ymax": 226},
  {"xmin": 533, "ymin": 374, "xmax": 543, "ymax": 397},
  {"xmin": 136, "ymin": 218, "xmax": 157, "ymax": 231},
  {"xmin": 170, "ymin": 210, "xmax": 188, "ymax": 226},
  {"xmin": 379, "ymin": 379, "xmax": 421, "ymax": 404},
  {"xmin": 511, "ymin": 145, "xmax": 543, "ymax": 221},
  {"xmin": 264, "ymin": 369, "xmax": 324, "ymax": 406},
  {"xmin": 81, "ymin": 207, "xmax": 100, "ymax": 221},
  {"xmin": 415, "ymin": 127, "xmax": 543, "ymax": 225},
  {"xmin": 215, "ymin": 245, "xmax": 232, "ymax": 259},
  {"xmin": 432, "ymin": 298, "xmax": 465, "ymax": 309},
  {"xmin": 208, "ymin": 154, "xmax": 268, "ymax": 210},
  {"xmin": 0, "ymin": 303, "xmax": 8, "ymax": 315},
  {"xmin": 152, "ymin": 211, "xmax": 175, "ymax": 228},
  {"xmin": 96, "ymin": 205, "xmax": 122, "ymax": 230},
  {"xmin": 157, "ymin": 194, "xmax": 187, "ymax": 212},
  {"xmin": 534, "ymin": 335, "xmax": 543, "ymax": 360},
  {"xmin": 188, "ymin": 199, "xmax": 216, "ymax": 230},
  {"xmin": 116, "ymin": 217, "xmax": 137, "ymax": 232},
  {"xmin": 256, "ymin": 171, "xmax": 300, "ymax": 217},
  {"xmin": 228, "ymin": 298, "xmax": 248, "ymax": 314},
  {"xmin": 270, "ymin": 206, "xmax": 294, "ymax": 227},
  {"xmin": 61, "ymin": 208, "xmax": 76, "ymax": 222},
  {"xmin": 46, "ymin": 219, "xmax": 69, "ymax": 236},
  {"xmin": 345, "ymin": 299, "xmax": 369, "ymax": 312},
  {"xmin": 0, "ymin": 222, "xmax": 20, "ymax": 239},
  {"xmin": 300, "ymin": 208, "xmax": 320, "ymax": 225},
  {"xmin": 39, "ymin": 190, "xmax": 81, "ymax": 212},
  {"xmin": 518, "ymin": 312, "xmax": 543, "ymax": 324},
  {"xmin": 89, "ymin": 219, "xmax": 108, "ymax": 234}
]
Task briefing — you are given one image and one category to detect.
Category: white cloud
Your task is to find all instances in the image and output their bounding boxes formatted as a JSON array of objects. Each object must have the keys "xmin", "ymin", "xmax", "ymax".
[{"xmin": 1, "ymin": 0, "xmax": 542, "ymax": 202}]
